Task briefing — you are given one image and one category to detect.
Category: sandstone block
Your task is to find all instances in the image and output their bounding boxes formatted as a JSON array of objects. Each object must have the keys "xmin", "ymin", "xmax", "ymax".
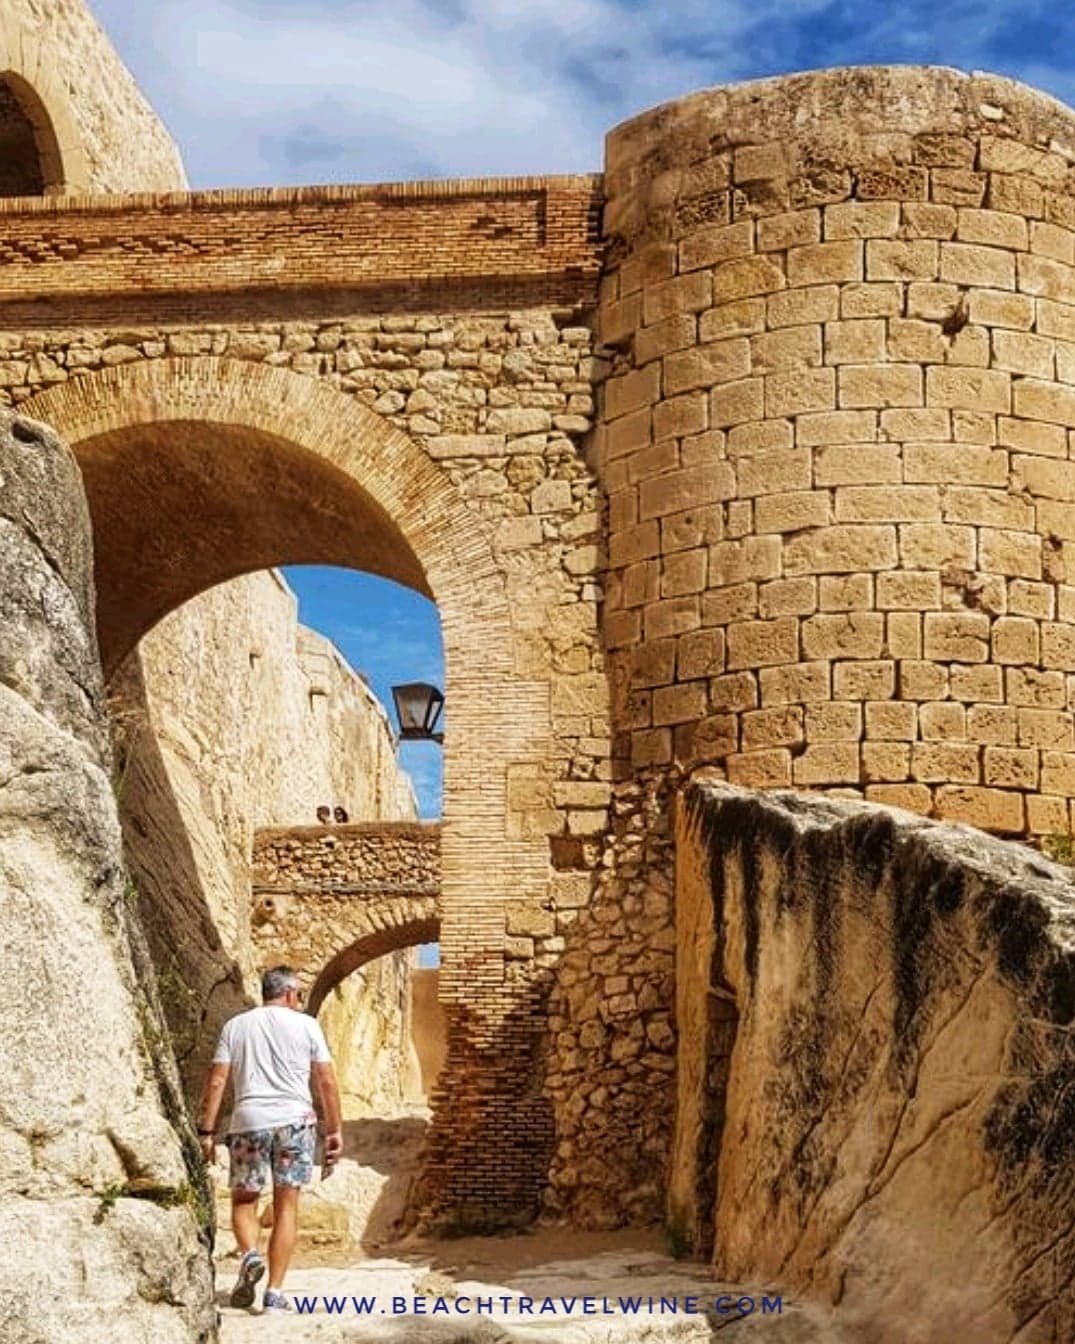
[
  {"xmin": 926, "ymin": 366, "xmax": 1011, "ymax": 413},
  {"xmin": 713, "ymin": 255, "xmax": 787, "ymax": 303},
  {"xmin": 795, "ymin": 409, "xmax": 878, "ymax": 445},
  {"xmin": 877, "ymin": 571, "xmax": 942, "ymax": 610},
  {"xmin": 899, "ymin": 660, "xmax": 950, "ymax": 700},
  {"xmin": 805, "ymin": 701, "xmax": 862, "ymax": 741},
  {"xmin": 664, "ymin": 340, "xmax": 751, "ymax": 394},
  {"xmin": 984, "ymin": 747, "xmax": 1038, "ymax": 789},
  {"xmin": 839, "ymin": 364, "xmax": 923, "ymax": 409},
  {"xmin": 792, "ymin": 741, "xmax": 860, "ymax": 785},
  {"xmin": 912, "ymin": 742, "xmax": 981, "ymax": 783},
  {"xmin": 903, "ymin": 443, "xmax": 1007, "ymax": 487},
  {"xmin": 967, "ymin": 703, "xmax": 1017, "ymax": 744},
  {"xmin": 784, "ymin": 524, "xmax": 897, "ymax": 574},
  {"xmin": 1018, "ymin": 707, "xmax": 1075, "ymax": 750},
  {"xmin": 1041, "ymin": 751, "xmax": 1075, "ymax": 795},
  {"xmin": 678, "ymin": 628, "xmax": 727, "ymax": 680},
  {"xmin": 700, "ymin": 298, "xmax": 767, "ymax": 341},
  {"xmin": 840, "ymin": 282, "xmax": 902, "ymax": 317},
  {"xmin": 866, "ymin": 239, "xmax": 938, "ymax": 281},
  {"xmin": 920, "ymin": 700, "xmax": 966, "ymax": 740},
  {"xmin": 825, "ymin": 202, "xmax": 900, "ymax": 240},
  {"xmin": 933, "ymin": 784, "xmax": 1024, "ymax": 831},
  {"xmin": 755, "ymin": 490, "xmax": 831, "ymax": 534},
  {"xmin": 758, "ymin": 576, "xmax": 817, "ymax": 618},
  {"xmin": 992, "ymin": 329, "xmax": 1055, "ymax": 378},
  {"xmin": 1027, "ymin": 793, "xmax": 1070, "ymax": 832},
  {"xmin": 635, "ymin": 314, "xmax": 697, "ymax": 366},
  {"xmin": 726, "ymin": 617, "xmax": 799, "ymax": 670},
  {"xmin": 864, "ymin": 782, "xmax": 932, "ymax": 812},
  {"xmin": 766, "ymin": 367, "xmax": 836, "ymax": 417},
  {"xmin": 679, "ymin": 219, "xmax": 754, "ymax": 273},
  {"xmin": 737, "ymin": 444, "xmax": 811, "ymax": 496},
  {"xmin": 1012, "ymin": 378, "xmax": 1075, "ymax": 428},
  {"xmin": 653, "ymin": 681, "xmax": 708, "ymax": 726},
  {"xmin": 814, "ymin": 444, "xmax": 902, "ymax": 486},
  {"xmin": 834, "ymin": 660, "xmax": 896, "ymax": 700},
  {"xmin": 758, "ymin": 660, "xmax": 830, "ymax": 705},
  {"xmin": 758, "ymin": 209, "xmax": 820, "ymax": 252},
  {"xmin": 835, "ymin": 484, "xmax": 939, "ymax": 523},
  {"xmin": 887, "ymin": 612, "xmax": 923, "ymax": 659},
  {"xmin": 951, "ymin": 664, "xmax": 1004, "ymax": 702},
  {"xmin": 819, "ymin": 574, "xmax": 873, "ymax": 611},
  {"xmin": 862, "ymin": 741, "xmax": 911, "ymax": 781},
  {"xmin": 654, "ymin": 392, "xmax": 708, "ymax": 440},
  {"xmin": 787, "ymin": 241, "xmax": 863, "ymax": 285},
  {"xmin": 643, "ymin": 271, "xmax": 713, "ymax": 323},
  {"xmin": 710, "ymin": 670, "xmax": 760, "ymax": 712},
  {"xmin": 751, "ymin": 324, "xmax": 822, "ymax": 373},
  {"xmin": 726, "ymin": 749, "xmax": 792, "ymax": 787},
  {"xmin": 992, "ymin": 616, "xmax": 1041, "ymax": 664},
  {"xmin": 899, "ymin": 522, "xmax": 976, "ymax": 570},
  {"xmin": 967, "ymin": 288, "xmax": 1035, "ymax": 330},
  {"xmin": 639, "ymin": 464, "xmax": 735, "ymax": 520},
  {"xmin": 710, "ymin": 377, "xmax": 765, "ymax": 428},
  {"xmin": 923, "ymin": 611, "xmax": 991, "ymax": 662},
  {"xmin": 1043, "ymin": 623, "xmax": 1075, "ymax": 671},
  {"xmin": 768, "ymin": 285, "xmax": 839, "ymax": 329},
  {"xmin": 741, "ymin": 705, "xmax": 804, "ymax": 750},
  {"xmin": 801, "ymin": 612, "xmax": 884, "ymax": 660},
  {"xmin": 866, "ymin": 701, "xmax": 918, "ymax": 740},
  {"xmin": 1007, "ymin": 666, "xmax": 1066, "ymax": 708}
]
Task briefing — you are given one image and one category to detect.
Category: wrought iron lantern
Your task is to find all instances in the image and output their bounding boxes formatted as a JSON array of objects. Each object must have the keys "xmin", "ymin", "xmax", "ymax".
[{"xmin": 391, "ymin": 682, "xmax": 444, "ymax": 743}]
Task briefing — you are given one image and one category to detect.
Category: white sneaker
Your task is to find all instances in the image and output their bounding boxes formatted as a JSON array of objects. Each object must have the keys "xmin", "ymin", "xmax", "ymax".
[{"xmin": 263, "ymin": 1290, "xmax": 292, "ymax": 1312}]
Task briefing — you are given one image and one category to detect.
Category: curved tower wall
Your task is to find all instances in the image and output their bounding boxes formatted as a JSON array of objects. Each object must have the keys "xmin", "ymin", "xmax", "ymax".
[{"xmin": 599, "ymin": 68, "xmax": 1075, "ymax": 840}]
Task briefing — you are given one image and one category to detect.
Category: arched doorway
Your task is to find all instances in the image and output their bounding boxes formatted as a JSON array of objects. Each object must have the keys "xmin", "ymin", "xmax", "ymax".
[
  {"xmin": 24, "ymin": 356, "xmax": 555, "ymax": 1226},
  {"xmin": 0, "ymin": 15, "xmax": 92, "ymax": 194}
]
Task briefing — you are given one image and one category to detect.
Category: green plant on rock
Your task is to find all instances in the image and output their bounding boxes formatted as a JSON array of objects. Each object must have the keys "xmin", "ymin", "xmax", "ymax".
[{"xmin": 1044, "ymin": 833, "xmax": 1075, "ymax": 866}]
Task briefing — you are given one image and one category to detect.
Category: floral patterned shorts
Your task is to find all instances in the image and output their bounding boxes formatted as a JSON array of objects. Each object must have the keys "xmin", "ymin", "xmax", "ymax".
[{"xmin": 227, "ymin": 1120, "xmax": 316, "ymax": 1191}]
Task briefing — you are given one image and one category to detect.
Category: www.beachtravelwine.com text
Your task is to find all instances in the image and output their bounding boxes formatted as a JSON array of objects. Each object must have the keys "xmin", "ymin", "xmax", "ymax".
[{"xmin": 288, "ymin": 1292, "xmax": 783, "ymax": 1317}]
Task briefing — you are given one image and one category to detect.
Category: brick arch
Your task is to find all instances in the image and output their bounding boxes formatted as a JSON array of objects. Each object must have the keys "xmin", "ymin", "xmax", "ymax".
[
  {"xmin": 24, "ymin": 357, "xmax": 553, "ymax": 998},
  {"xmin": 0, "ymin": 16, "xmax": 91, "ymax": 194},
  {"xmin": 306, "ymin": 914, "xmax": 441, "ymax": 1017}
]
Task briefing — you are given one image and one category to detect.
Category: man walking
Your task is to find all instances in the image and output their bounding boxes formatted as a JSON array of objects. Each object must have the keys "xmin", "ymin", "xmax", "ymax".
[{"xmin": 197, "ymin": 965, "xmax": 343, "ymax": 1313}]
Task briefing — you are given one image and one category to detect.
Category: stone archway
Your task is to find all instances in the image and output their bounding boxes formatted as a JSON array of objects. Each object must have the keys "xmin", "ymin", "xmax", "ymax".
[
  {"xmin": 24, "ymin": 357, "xmax": 555, "ymax": 1225},
  {"xmin": 0, "ymin": 15, "xmax": 91, "ymax": 193}
]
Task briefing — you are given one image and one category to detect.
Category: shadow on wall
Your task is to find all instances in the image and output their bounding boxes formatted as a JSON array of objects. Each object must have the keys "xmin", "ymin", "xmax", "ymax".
[{"xmin": 107, "ymin": 649, "xmax": 252, "ymax": 1102}]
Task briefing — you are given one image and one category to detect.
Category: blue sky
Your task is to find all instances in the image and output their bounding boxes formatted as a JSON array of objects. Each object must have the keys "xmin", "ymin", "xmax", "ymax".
[
  {"xmin": 83, "ymin": 0, "xmax": 1075, "ymax": 825},
  {"xmin": 86, "ymin": 1, "xmax": 1075, "ymax": 188}
]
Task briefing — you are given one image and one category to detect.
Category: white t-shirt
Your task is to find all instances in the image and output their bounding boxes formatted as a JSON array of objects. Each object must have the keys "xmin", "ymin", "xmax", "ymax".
[{"xmin": 212, "ymin": 1005, "xmax": 333, "ymax": 1135}]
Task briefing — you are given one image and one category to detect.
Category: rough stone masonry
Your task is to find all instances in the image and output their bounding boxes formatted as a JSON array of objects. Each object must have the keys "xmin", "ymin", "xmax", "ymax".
[{"xmin": 4, "ymin": 3, "xmax": 1075, "ymax": 1338}]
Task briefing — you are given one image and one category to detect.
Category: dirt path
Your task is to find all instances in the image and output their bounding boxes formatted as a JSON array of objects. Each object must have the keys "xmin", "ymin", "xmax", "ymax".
[
  {"xmin": 211, "ymin": 1114, "xmax": 843, "ymax": 1341},
  {"xmin": 216, "ymin": 1228, "xmax": 844, "ymax": 1342}
]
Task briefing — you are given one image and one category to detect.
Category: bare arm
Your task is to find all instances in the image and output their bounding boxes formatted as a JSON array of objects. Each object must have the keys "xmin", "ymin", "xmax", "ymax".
[
  {"xmin": 196, "ymin": 1062, "xmax": 230, "ymax": 1161},
  {"xmin": 311, "ymin": 1060, "xmax": 343, "ymax": 1162}
]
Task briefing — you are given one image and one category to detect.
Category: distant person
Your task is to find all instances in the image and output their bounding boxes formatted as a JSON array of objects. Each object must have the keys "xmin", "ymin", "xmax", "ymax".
[
  {"xmin": 196, "ymin": 965, "xmax": 343, "ymax": 1314},
  {"xmin": 315, "ymin": 805, "xmax": 331, "ymax": 825},
  {"xmin": 333, "ymin": 805, "xmax": 349, "ymax": 823}
]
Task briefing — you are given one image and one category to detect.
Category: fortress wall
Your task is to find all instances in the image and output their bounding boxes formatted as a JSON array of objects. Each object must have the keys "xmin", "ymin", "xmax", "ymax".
[
  {"xmin": 109, "ymin": 571, "xmax": 419, "ymax": 1108},
  {"xmin": 600, "ymin": 67, "xmax": 1075, "ymax": 839},
  {"xmin": 1, "ymin": 0, "xmax": 186, "ymax": 192},
  {"xmin": 539, "ymin": 67, "xmax": 1075, "ymax": 1231}
]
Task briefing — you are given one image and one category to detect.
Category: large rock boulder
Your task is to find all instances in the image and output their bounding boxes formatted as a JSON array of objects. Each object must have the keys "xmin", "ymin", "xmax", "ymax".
[
  {"xmin": 673, "ymin": 779, "xmax": 1075, "ymax": 1343},
  {"xmin": 0, "ymin": 410, "xmax": 215, "ymax": 1342}
]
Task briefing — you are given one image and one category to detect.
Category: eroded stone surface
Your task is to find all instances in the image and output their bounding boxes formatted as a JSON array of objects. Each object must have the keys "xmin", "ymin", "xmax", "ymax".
[
  {"xmin": 675, "ymin": 779, "xmax": 1075, "ymax": 1342},
  {"xmin": 0, "ymin": 407, "xmax": 214, "ymax": 1341}
]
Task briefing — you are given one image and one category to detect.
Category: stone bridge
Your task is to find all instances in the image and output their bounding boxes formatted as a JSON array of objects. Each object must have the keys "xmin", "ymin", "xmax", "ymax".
[{"xmin": 251, "ymin": 821, "xmax": 440, "ymax": 1014}]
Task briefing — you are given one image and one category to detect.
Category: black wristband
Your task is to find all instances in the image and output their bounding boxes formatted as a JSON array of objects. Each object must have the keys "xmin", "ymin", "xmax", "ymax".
[{"xmin": 197, "ymin": 1128, "xmax": 215, "ymax": 1136}]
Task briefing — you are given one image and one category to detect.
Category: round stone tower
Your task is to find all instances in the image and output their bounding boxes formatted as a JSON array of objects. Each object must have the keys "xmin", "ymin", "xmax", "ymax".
[{"xmin": 598, "ymin": 67, "xmax": 1075, "ymax": 842}]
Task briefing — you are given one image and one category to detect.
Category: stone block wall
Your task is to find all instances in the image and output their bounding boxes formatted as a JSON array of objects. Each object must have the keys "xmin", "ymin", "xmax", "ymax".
[
  {"xmin": 252, "ymin": 821, "xmax": 439, "ymax": 893},
  {"xmin": 599, "ymin": 68, "xmax": 1075, "ymax": 841}
]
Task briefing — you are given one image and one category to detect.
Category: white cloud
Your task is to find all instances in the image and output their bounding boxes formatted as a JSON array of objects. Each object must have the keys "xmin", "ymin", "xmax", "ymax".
[{"xmin": 84, "ymin": 0, "xmax": 1075, "ymax": 190}]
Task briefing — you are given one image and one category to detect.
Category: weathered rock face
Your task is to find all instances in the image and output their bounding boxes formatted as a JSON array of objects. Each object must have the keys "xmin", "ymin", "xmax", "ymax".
[
  {"xmin": 674, "ymin": 779, "xmax": 1075, "ymax": 1342},
  {"xmin": 108, "ymin": 570, "xmax": 419, "ymax": 1102},
  {"xmin": 0, "ymin": 408, "xmax": 213, "ymax": 1342}
]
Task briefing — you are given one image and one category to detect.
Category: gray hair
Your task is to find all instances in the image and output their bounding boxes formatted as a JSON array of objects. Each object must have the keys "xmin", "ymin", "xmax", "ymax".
[{"xmin": 261, "ymin": 965, "xmax": 299, "ymax": 1002}]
